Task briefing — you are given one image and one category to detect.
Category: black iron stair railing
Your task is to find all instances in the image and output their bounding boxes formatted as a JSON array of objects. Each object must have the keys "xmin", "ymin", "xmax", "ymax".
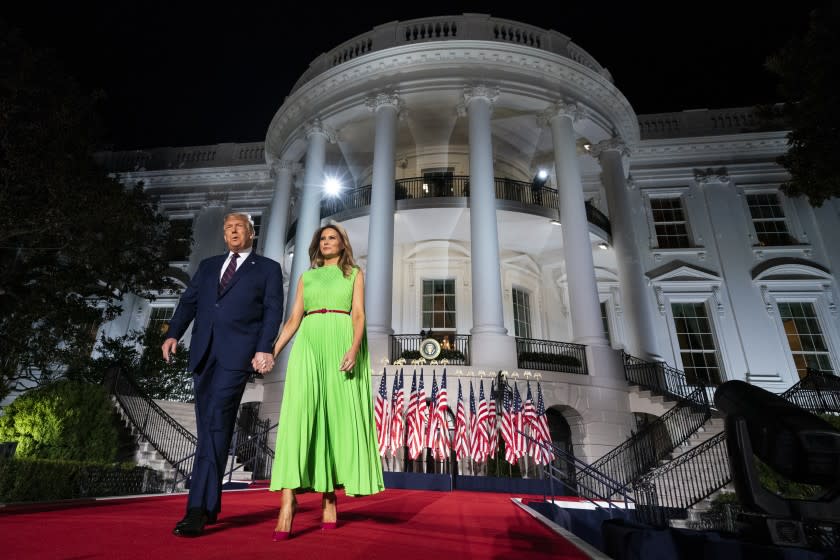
[
  {"xmin": 623, "ymin": 351, "xmax": 713, "ymax": 402},
  {"xmin": 635, "ymin": 368, "xmax": 840, "ymax": 525},
  {"xmin": 576, "ymin": 386, "xmax": 712, "ymax": 500},
  {"xmin": 105, "ymin": 367, "xmax": 197, "ymax": 481}
]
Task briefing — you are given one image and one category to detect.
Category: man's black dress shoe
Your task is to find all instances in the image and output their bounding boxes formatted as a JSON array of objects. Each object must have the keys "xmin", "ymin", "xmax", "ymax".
[
  {"xmin": 175, "ymin": 510, "xmax": 218, "ymax": 529},
  {"xmin": 173, "ymin": 508, "xmax": 208, "ymax": 537}
]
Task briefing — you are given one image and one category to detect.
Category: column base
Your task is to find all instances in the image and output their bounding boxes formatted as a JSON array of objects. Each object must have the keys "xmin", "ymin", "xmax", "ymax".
[
  {"xmin": 469, "ymin": 332, "xmax": 517, "ymax": 370},
  {"xmin": 585, "ymin": 345, "xmax": 626, "ymax": 381},
  {"xmin": 366, "ymin": 331, "xmax": 392, "ymax": 369}
]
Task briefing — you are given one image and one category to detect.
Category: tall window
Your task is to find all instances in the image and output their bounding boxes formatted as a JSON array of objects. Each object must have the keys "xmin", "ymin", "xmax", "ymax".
[
  {"xmin": 148, "ymin": 306, "xmax": 176, "ymax": 336},
  {"xmin": 779, "ymin": 302, "xmax": 834, "ymax": 377},
  {"xmin": 671, "ymin": 302, "xmax": 722, "ymax": 385},
  {"xmin": 512, "ymin": 288, "xmax": 532, "ymax": 338},
  {"xmin": 166, "ymin": 218, "xmax": 193, "ymax": 261},
  {"xmin": 651, "ymin": 197, "xmax": 690, "ymax": 248},
  {"xmin": 747, "ymin": 193, "xmax": 793, "ymax": 246},
  {"xmin": 422, "ymin": 279, "xmax": 455, "ymax": 330},
  {"xmin": 600, "ymin": 301, "xmax": 612, "ymax": 344}
]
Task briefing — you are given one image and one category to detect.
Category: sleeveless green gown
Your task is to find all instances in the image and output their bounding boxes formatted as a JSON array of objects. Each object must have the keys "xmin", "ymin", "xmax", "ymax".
[{"xmin": 270, "ymin": 265, "xmax": 384, "ymax": 496}]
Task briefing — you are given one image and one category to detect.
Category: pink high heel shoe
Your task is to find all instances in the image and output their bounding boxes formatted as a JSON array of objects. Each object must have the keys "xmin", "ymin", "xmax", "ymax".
[
  {"xmin": 272, "ymin": 497, "xmax": 296, "ymax": 541},
  {"xmin": 321, "ymin": 493, "xmax": 338, "ymax": 531}
]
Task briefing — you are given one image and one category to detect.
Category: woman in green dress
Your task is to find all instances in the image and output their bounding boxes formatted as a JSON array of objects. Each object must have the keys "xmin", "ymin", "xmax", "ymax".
[{"xmin": 269, "ymin": 223, "xmax": 384, "ymax": 540}]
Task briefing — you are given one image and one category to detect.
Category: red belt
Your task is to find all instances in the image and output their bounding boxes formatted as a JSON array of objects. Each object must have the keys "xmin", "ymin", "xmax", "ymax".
[{"xmin": 304, "ymin": 308, "xmax": 351, "ymax": 316}]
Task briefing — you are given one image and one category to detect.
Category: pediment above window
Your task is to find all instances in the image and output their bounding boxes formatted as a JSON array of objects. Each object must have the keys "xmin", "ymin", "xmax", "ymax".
[
  {"xmin": 752, "ymin": 258, "xmax": 831, "ymax": 284},
  {"xmin": 647, "ymin": 260, "xmax": 721, "ymax": 288}
]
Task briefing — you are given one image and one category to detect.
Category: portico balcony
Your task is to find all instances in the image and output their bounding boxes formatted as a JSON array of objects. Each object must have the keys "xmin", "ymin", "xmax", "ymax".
[{"xmin": 287, "ymin": 176, "xmax": 611, "ymax": 240}]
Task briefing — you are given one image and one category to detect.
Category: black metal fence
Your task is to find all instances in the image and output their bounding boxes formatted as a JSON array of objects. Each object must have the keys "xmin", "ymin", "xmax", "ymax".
[
  {"xmin": 781, "ymin": 368, "xmax": 840, "ymax": 412},
  {"xmin": 515, "ymin": 337, "xmax": 588, "ymax": 375},
  {"xmin": 230, "ymin": 403, "xmax": 274, "ymax": 481},
  {"xmin": 78, "ymin": 464, "xmax": 168, "ymax": 497},
  {"xmin": 390, "ymin": 334, "xmax": 471, "ymax": 365}
]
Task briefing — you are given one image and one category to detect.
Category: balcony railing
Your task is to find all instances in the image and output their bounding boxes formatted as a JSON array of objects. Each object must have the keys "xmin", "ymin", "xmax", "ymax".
[
  {"xmin": 292, "ymin": 14, "xmax": 610, "ymax": 93},
  {"xmin": 390, "ymin": 334, "xmax": 471, "ymax": 365},
  {"xmin": 515, "ymin": 337, "xmax": 588, "ymax": 375},
  {"xmin": 289, "ymin": 176, "xmax": 611, "ymax": 239}
]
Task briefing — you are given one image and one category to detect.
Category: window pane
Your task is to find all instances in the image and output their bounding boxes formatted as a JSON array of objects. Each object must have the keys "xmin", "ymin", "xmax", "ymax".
[
  {"xmin": 671, "ymin": 302, "xmax": 722, "ymax": 385},
  {"xmin": 778, "ymin": 301, "xmax": 833, "ymax": 378}
]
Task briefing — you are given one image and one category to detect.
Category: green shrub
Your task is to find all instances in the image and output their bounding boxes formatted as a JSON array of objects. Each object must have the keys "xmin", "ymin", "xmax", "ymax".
[
  {"xmin": 0, "ymin": 457, "xmax": 161, "ymax": 502},
  {"xmin": 0, "ymin": 381, "xmax": 120, "ymax": 462}
]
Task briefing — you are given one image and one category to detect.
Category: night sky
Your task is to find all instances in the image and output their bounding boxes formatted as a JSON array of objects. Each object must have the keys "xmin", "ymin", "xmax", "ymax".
[{"xmin": 5, "ymin": 1, "xmax": 822, "ymax": 150}]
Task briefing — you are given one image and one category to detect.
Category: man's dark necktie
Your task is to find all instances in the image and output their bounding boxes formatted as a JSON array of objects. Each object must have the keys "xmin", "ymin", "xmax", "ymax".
[{"xmin": 218, "ymin": 253, "xmax": 239, "ymax": 294}]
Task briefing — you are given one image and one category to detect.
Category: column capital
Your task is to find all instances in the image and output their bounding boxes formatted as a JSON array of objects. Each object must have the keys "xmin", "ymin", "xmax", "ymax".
[
  {"xmin": 457, "ymin": 84, "xmax": 499, "ymax": 116},
  {"xmin": 589, "ymin": 137, "xmax": 631, "ymax": 159},
  {"xmin": 304, "ymin": 118, "xmax": 337, "ymax": 143},
  {"xmin": 537, "ymin": 100, "xmax": 585, "ymax": 127},
  {"xmin": 365, "ymin": 92, "xmax": 403, "ymax": 113},
  {"xmin": 269, "ymin": 159, "xmax": 301, "ymax": 178}
]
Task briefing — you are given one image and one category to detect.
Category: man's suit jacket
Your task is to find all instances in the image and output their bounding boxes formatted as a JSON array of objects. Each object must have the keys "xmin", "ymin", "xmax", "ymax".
[{"xmin": 167, "ymin": 252, "xmax": 284, "ymax": 372}]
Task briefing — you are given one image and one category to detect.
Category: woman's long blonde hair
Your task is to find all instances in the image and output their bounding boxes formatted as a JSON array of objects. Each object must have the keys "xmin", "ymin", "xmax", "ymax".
[{"xmin": 308, "ymin": 223, "xmax": 357, "ymax": 277}]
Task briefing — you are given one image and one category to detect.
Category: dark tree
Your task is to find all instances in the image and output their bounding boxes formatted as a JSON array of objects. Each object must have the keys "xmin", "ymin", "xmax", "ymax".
[
  {"xmin": 765, "ymin": 5, "xmax": 840, "ymax": 206},
  {"xmin": 0, "ymin": 23, "xmax": 175, "ymax": 400}
]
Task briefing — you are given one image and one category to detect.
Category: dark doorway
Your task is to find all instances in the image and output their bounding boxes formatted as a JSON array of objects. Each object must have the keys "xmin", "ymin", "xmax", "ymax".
[{"xmin": 547, "ymin": 408, "xmax": 577, "ymax": 495}]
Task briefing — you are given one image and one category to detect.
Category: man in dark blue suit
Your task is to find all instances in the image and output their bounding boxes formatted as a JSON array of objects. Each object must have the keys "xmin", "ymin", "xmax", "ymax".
[{"xmin": 162, "ymin": 212, "xmax": 283, "ymax": 537}]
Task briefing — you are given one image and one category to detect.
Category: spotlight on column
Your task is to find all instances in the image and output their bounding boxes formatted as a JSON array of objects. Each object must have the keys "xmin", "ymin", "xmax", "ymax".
[
  {"xmin": 598, "ymin": 242, "xmax": 609, "ymax": 250},
  {"xmin": 324, "ymin": 177, "xmax": 342, "ymax": 196}
]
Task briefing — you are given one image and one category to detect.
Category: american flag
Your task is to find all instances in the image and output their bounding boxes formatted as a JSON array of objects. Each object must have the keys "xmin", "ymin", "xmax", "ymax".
[
  {"xmin": 389, "ymin": 368, "xmax": 405, "ymax": 456},
  {"xmin": 500, "ymin": 382, "xmax": 516, "ymax": 463},
  {"xmin": 523, "ymin": 382, "xmax": 537, "ymax": 429},
  {"xmin": 468, "ymin": 381, "xmax": 482, "ymax": 462},
  {"xmin": 374, "ymin": 369, "xmax": 390, "ymax": 456},
  {"xmin": 533, "ymin": 382, "xmax": 554, "ymax": 465},
  {"xmin": 406, "ymin": 371, "xmax": 423, "ymax": 460},
  {"xmin": 425, "ymin": 371, "xmax": 438, "ymax": 450},
  {"xmin": 512, "ymin": 382, "xmax": 526, "ymax": 461},
  {"xmin": 477, "ymin": 380, "xmax": 490, "ymax": 462},
  {"xmin": 523, "ymin": 382, "xmax": 538, "ymax": 462},
  {"xmin": 431, "ymin": 369, "xmax": 450, "ymax": 461},
  {"xmin": 418, "ymin": 369, "xmax": 428, "ymax": 452},
  {"xmin": 486, "ymin": 380, "xmax": 498, "ymax": 459},
  {"xmin": 454, "ymin": 380, "xmax": 469, "ymax": 461}
]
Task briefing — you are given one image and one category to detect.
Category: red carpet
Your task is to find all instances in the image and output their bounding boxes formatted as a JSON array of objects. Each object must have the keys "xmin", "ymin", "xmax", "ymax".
[{"xmin": 0, "ymin": 488, "xmax": 589, "ymax": 559}]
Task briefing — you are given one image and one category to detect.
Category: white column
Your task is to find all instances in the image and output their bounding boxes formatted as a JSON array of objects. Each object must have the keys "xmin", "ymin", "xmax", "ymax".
[
  {"xmin": 286, "ymin": 119, "xmax": 334, "ymax": 313},
  {"xmin": 261, "ymin": 160, "xmax": 297, "ymax": 265},
  {"xmin": 462, "ymin": 85, "xmax": 516, "ymax": 368},
  {"xmin": 592, "ymin": 138, "xmax": 661, "ymax": 360},
  {"xmin": 364, "ymin": 93, "xmax": 401, "ymax": 364},
  {"xmin": 541, "ymin": 101, "xmax": 608, "ymax": 348},
  {"xmin": 263, "ymin": 122, "xmax": 333, "ymax": 442},
  {"xmin": 187, "ymin": 201, "xmax": 227, "ymax": 277}
]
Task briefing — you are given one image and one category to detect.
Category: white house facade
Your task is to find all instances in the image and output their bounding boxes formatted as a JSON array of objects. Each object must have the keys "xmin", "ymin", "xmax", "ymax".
[{"xmin": 95, "ymin": 14, "xmax": 840, "ymax": 466}]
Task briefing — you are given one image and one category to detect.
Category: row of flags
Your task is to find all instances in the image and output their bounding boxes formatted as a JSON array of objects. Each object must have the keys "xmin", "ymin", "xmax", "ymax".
[{"xmin": 374, "ymin": 369, "xmax": 554, "ymax": 466}]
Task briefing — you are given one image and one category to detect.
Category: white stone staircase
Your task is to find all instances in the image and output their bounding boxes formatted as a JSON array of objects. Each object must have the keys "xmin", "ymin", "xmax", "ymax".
[
  {"xmin": 627, "ymin": 385, "xmax": 729, "ymax": 527},
  {"xmin": 112, "ymin": 397, "xmax": 253, "ymax": 489}
]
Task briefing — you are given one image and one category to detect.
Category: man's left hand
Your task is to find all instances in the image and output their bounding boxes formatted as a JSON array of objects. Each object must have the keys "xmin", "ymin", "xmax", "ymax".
[{"xmin": 252, "ymin": 352, "xmax": 275, "ymax": 375}]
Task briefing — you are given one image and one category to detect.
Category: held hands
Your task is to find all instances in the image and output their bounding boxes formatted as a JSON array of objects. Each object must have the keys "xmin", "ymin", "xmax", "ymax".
[
  {"xmin": 252, "ymin": 352, "xmax": 275, "ymax": 375},
  {"xmin": 339, "ymin": 349, "xmax": 357, "ymax": 372}
]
